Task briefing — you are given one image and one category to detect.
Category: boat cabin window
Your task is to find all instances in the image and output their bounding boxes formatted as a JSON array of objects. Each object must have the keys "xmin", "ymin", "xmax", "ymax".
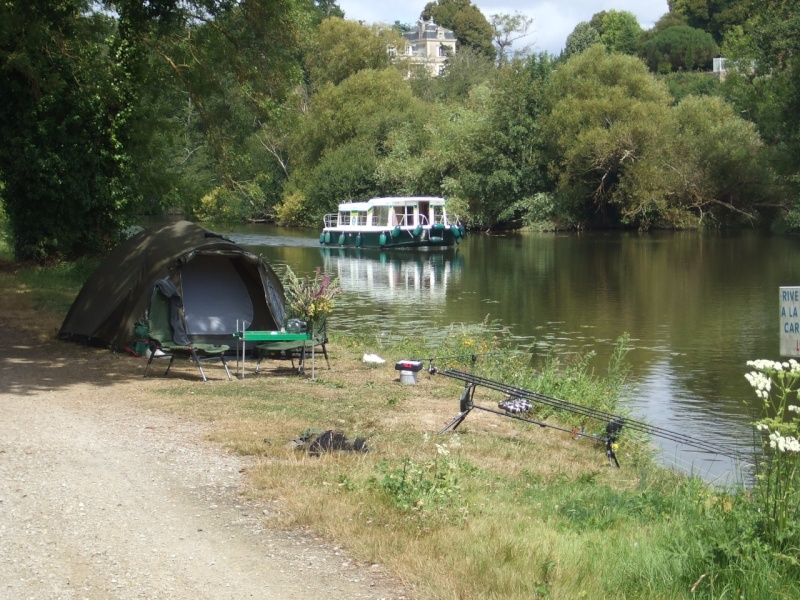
[
  {"xmin": 372, "ymin": 206, "xmax": 390, "ymax": 227},
  {"xmin": 433, "ymin": 205, "xmax": 446, "ymax": 224},
  {"xmin": 394, "ymin": 204, "xmax": 415, "ymax": 226},
  {"xmin": 338, "ymin": 210, "xmax": 349, "ymax": 227},
  {"xmin": 352, "ymin": 211, "xmax": 367, "ymax": 226}
]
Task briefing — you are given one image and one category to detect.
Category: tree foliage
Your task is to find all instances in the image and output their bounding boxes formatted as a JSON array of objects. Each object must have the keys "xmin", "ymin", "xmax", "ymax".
[
  {"xmin": 599, "ymin": 10, "xmax": 642, "ymax": 56},
  {"xmin": 306, "ymin": 17, "xmax": 402, "ymax": 88},
  {"xmin": 639, "ymin": 25, "xmax": 718, "ymax": 73},
  {"xmin": 0, "ymin": 1, "xmax": 126, "ymax": 262},
  {"xmin": 288, "ymin": 69, "xmax": 426, "ymax": 219},
  {"xmin": 490, "ymin": 11, "xmax": 534, "ymax": 66},
  {"xmin": 720, "ymin": 0, "xmax": 800, "ymax": 224},
  {"xmin": 410, "ymin": 45, "xmax": 496, "ymax": 102},
  {"xmin": 668, "ymin": 0, "xmax": 753, "ymax": 43},
  {"xmin": 421, "ymin": 0, "xmax": 495, "ymax": 60},
  {"xmin": 563, "ymin": 22, "xmax": 599, "ymax": 59},
  {"xmin": 543, "ymin": 46, "xmax": 673, "ymax": 227},
  {"xmin": 381, "ymin": 56, "xmax": 554, "ymax": 228},
  {"xmin": 542, "ymin": 45, "xmax": 769, "ymax": 229},
  {"xmin": 0, "ymin": 0, "xmax": 309, "ymax": 260}
]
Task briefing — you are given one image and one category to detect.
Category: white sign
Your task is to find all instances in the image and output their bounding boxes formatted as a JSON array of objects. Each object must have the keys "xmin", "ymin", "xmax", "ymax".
[{"xmin": 780, "ymin": 286, "xmax": 800, "ymax": 356}]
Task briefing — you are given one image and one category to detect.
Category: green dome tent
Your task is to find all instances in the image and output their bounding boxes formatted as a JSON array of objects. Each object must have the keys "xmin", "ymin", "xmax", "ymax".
[{"xmin": 59, "ymin": 221, "xmax": 286, "ymax": 351}]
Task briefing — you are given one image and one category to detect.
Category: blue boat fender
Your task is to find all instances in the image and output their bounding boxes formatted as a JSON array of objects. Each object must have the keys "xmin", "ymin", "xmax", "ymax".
[
  {"xmin": 413, "ymin": 225, "xmax": 423, "ymax": 237},
  {"xmin": 324, "ymin": 231, "xmax": 331, "ymax": 244},
  {"xmin": 319, "ymin": 233, "xmax": 326, "ymax": 245},
  {"xmin": 356, "ymin": 233, "xmax": 363, "ymax": 247},
  {"xmin": 379, "ymin": 232, "xmax": 387, "ymax": 246},
  {"xmin": 338, "ymin": 233, "xmax": 346, "ymax": 246},
  {"xmin": 391, "ymin": 226, "xmax": 401, "ymax": 239}
]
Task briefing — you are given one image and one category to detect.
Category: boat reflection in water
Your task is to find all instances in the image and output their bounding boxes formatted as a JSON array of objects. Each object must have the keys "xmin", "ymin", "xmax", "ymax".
[{"xmin": 320, "ymin": 246, "xmax": 464, "ymax": 306}]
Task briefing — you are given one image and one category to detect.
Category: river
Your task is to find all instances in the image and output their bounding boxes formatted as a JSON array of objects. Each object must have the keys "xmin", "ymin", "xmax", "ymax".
[{"xmin": 221, "ymin": 223, "xmax": 800, "ymax": 485}]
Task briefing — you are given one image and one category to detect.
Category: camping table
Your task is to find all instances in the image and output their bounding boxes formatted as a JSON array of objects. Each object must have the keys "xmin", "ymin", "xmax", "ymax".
[{"xmin": 232, "ymin": 330, "xmax": 312, "ymax": 379}]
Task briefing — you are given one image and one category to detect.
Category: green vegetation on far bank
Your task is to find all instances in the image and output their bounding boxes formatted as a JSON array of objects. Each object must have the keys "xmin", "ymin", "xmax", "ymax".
[
  {"xmin": 2, "ymin": 1, "xmax": 800, "ymax": 263},
  {"xmin": 2, "ymin": 259, "xmax": 800, "ymax": 599}
]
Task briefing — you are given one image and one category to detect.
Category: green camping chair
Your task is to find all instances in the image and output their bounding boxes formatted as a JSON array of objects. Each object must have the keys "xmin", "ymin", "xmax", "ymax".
[
  {"xmin": 254, "ymin": 319, "xmax": 330, "ymax": 374},
  {"xmin": 143, "ymin": 286, "xmax": 232, "ymax": 382}
]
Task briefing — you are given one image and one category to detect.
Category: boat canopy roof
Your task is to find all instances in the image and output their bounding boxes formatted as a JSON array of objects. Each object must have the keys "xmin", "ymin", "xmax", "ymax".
[
  {"xmin": 338, "ymin": 202, "xmax": 372, "ymax": 212},
  {"xmin": 337, "ymin": 196, "xmax": 446, "ymax": 211}
]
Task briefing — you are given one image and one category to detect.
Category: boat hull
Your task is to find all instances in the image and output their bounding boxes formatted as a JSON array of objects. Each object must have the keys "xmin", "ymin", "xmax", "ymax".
[{"xmin": 319, "ymin": 226, "xmax": 463, "ymax": 249}]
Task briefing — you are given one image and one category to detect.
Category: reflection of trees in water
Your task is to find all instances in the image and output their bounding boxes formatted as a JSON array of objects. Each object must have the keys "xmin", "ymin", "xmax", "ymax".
[{"xmin": 320, "ymin": 248, "xmax": 464, "ymax": 304}]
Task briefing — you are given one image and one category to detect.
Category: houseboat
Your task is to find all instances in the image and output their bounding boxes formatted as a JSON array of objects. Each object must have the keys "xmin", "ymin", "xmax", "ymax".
[{"xmin": 320, "ymin": 196, "xmax": 465, "ymax": 249}]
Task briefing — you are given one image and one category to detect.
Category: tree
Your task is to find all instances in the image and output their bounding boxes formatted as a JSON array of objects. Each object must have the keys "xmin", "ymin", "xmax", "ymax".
[
  {"xmin": 491, "ymin": 11, "xmax": 534, "ymax": 66},
  {"xmin": 542, "ymin": 45, "xmax": 674, "ymax": 227},
  {"xmin": 410, "ymin": 45, "xmax": 496, "ymax": 102},
  {"xmin": 381, "ymin": 54, "xmax": 555, "ymax": 228},
  {"xmin": 668, "ymin": 0, "xmax": 754, "ymax": 43},
  {"xmin": 543, "ymin": 45, "xmax": 772, "ymax": 229},
  {"xmin": 288, "ymin": 69, "xmax": 427, "ymax": 220},
  {"xmin": 306, "ymin": 18, "xmax": 402, "ymax": 88},
  {"xmin": 112, "ymin": 0, "xmax": 306, "ymax": 221},
  {"xmin": 599, "ymin": 10, "xmax": 643, "ymax": 56},
  {"xmin": 307, "ymin": 0, "xmax": 344, "ymax": 25},
  {"xmin": 0, "ymin": 1, "xmax": 127, "ymax": 262},
  {"xmin": 639, "ymin": 25, "xmax": 718, "ymax": 72},
  {"xmin": 422, "ymin": 0, "xmax": 495, "ymax": 60},
  {"xmin": 563, "ymin": 21, "xmax": 599, "ymax": 59},
  {"xmin": 719, "ymin": 0, "xmax": 800, "ymax": 225},
  {"xmin": 0, "ymin": 0, "xmax": 310, "ymax": 259}
]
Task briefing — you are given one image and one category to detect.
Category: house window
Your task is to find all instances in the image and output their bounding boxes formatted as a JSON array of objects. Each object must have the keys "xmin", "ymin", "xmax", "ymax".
[
  {"xmin": 437, "ymin": 45, "xmax": 445, "ymax": 57},
  {"xmin": 388, "ymin": 46, "xmax": 397, "ymax": 57},
  {"xmin": 438, "ymin": 64, "xmax": 445, "ymax": 76}
]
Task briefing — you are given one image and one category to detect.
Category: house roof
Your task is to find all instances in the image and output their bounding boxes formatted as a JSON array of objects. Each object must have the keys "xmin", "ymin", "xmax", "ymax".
[{"xmin": 402, "ymin": 20, "xmax": 456, "ymax": 43}]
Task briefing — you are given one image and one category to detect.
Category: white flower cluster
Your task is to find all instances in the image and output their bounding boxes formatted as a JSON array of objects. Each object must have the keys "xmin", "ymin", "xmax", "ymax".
[
  {"xmin": 745, "ymin": 370, "xmax": 773, "ymax": 399},
  {"xmin": 789, "ymin": 405, "xmax": 800, "ymax": 414},
  {"xmin": 756, "ymin": 423, "xmax": 770, "ymax": 432},
  {"xmin": 768, "ymin": 432, "xmax": 800, "ymax": 453},
  {"xmin": 746, "ymin": 359, "xmax": 800, "ymax": 373}
]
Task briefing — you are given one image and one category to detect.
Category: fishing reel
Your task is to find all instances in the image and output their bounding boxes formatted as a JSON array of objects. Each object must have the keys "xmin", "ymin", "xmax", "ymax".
[{"xmin": 604, "ymin": 418, "xmax": 624, "ymax": 468}]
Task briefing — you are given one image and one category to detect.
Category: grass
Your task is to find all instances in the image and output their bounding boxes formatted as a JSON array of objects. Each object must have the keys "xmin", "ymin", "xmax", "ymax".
[{"xmin": 2, "ymin": 255, "xmax": 800, "ymax": 599}]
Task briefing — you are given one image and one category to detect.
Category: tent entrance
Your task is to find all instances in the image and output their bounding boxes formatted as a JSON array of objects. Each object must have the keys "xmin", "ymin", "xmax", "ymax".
[{"xmin": 181, "ymin": 255, "xmax": 255, "ymax": 336}]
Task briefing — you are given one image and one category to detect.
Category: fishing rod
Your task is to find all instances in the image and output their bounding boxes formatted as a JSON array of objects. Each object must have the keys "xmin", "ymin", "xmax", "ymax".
[
  {"xmin": 439, "ymin": 369, "xmax": 749, "ymax": 464},
  {"xmin": 438, "ymin": 374, "xmax": 623, "ymax": 467}
]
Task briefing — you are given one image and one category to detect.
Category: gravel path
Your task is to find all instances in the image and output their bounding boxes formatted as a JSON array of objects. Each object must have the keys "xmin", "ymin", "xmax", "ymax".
[{"xmin": 0, "ymin": 338, "xmax": 407, "ymax": 600}]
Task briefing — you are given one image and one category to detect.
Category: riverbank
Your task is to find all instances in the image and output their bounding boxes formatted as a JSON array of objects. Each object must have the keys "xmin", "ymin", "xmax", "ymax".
[{"xmin": 1, "ymin": 260, "xmax": 798, "ymax": 599}]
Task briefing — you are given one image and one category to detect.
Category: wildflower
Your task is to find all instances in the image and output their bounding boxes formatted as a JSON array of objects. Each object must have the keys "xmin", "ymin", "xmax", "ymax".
[
  {"xmin": 789, "ymin": 405, "xmax": 800, "ymax": 414},
  {"xmin": 768, "ymin": 432, "xmax": 800, "ymax": 453},
  {"xmin": 435, "ymin": 443, "xmax": 450, "ymax": 456},
  {"xmin": 284, "ymin": 266, "xmax": 342, "ymax": 327}
]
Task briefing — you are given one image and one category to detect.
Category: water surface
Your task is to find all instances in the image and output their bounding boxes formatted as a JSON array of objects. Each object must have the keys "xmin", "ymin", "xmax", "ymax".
[{"xmin": 224, "ymin": 224, "xmax": 800, "ymax": 484}]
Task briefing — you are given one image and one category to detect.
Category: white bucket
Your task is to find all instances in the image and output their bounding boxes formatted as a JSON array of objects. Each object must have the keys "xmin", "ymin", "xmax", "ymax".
[{"xmin": 399, "ymin": 370, "xmax": 418, "ymax": 385}]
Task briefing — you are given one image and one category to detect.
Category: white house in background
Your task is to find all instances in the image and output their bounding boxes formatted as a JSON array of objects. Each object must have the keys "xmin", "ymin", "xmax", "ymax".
[{"xmin": 396, "ymin": 20, "xmax": 457, "ymax": 77}]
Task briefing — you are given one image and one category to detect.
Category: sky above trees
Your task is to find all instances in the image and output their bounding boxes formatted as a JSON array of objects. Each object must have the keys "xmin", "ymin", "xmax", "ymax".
[{"xmin": 338, "ymin": 1, "xmax": 668, "ymax": 55}]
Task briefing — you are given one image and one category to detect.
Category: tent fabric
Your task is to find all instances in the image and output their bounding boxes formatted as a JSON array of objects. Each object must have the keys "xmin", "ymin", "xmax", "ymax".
[
  {"xmin": 151, "ymin": 278, "xmax": 190, "ymax": 346},
  {"xmin": 59, "ymin": 221, "xmax": 286, "ymax": 350}
]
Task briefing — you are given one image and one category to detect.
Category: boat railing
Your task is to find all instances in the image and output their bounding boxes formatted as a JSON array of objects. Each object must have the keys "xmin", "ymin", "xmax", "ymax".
[{"xmin": 323, "ymin": 213, "xmax": 338, "ymax": 228}]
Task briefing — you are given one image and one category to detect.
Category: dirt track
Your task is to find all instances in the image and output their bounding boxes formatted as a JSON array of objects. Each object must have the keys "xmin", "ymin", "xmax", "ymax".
[{"xmin": 0, "ymin": 336, "xmax": 407, "ymax": 599}]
